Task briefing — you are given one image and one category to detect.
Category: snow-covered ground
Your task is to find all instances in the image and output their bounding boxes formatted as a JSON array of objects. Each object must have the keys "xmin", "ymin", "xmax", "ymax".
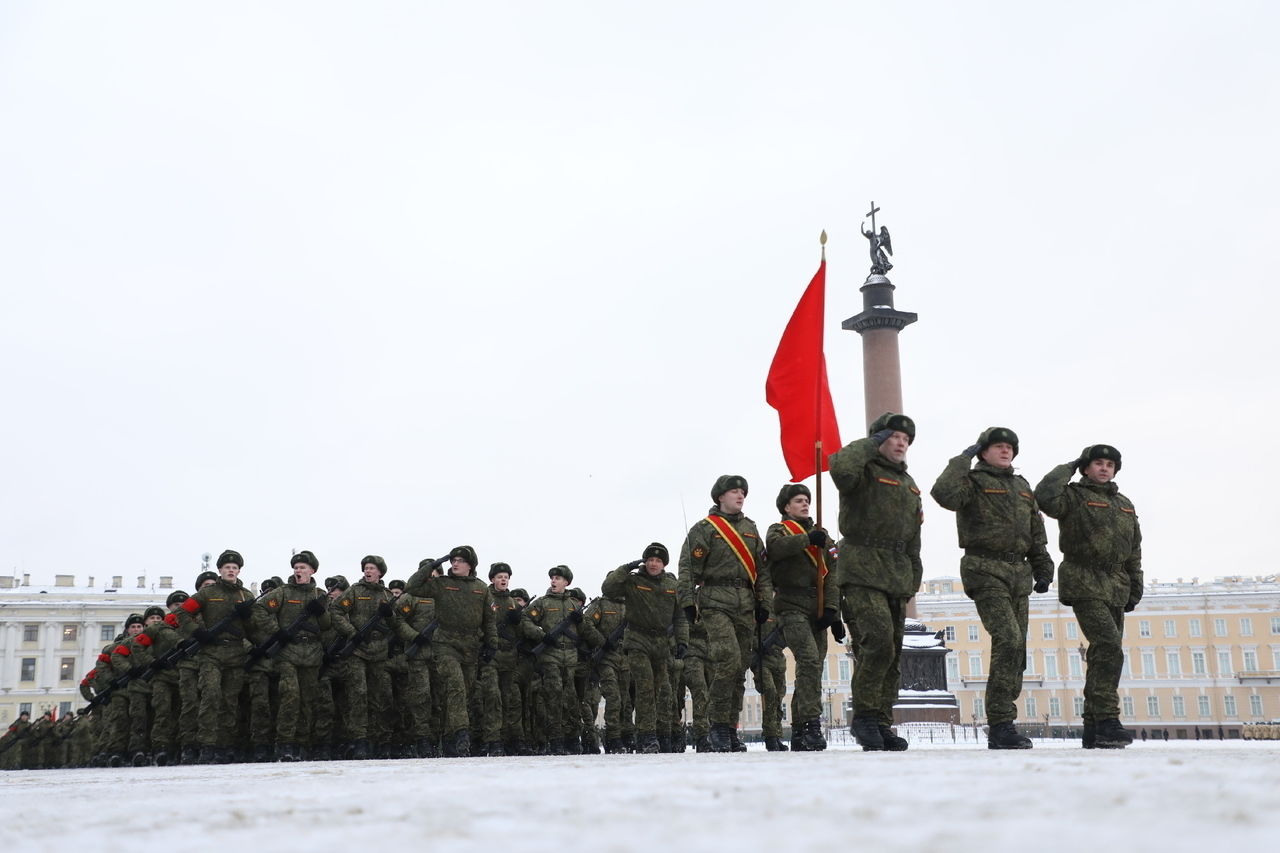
[{"xmin": 3, "ymin": 739, "xmax": 1276, "ymax": 852}]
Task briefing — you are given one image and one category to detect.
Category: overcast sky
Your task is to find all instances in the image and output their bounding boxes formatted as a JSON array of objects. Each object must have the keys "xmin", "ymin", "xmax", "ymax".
[{"xmin": 2, "ymin": 2, "xmax": 1277, "ymax": 596}]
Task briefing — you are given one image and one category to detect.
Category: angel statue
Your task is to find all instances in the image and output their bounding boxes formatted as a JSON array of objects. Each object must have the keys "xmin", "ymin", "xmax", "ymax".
[{"xmin": 861, "ymin": 222, "xmax": 893, "ymax": 275}]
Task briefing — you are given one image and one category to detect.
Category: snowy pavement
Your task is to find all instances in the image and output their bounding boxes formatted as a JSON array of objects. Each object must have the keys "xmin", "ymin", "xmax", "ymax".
[{"xmin": 2, "ymin": 740, "xmax": 1276, "ymax": 852}]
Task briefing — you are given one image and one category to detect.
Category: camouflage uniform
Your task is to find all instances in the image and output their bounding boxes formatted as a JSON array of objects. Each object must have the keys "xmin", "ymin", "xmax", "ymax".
[
  {"xmin": 146, "ymin": 615, "xmax": 186, "ymax": 763},
  {"xmin": 256, "ymin": 579, "xmax": 330, "ymax": 756},
  {"xmin": 681, "ymin": 622, "xmax": 712, "ymax": 746},
  {"xmin": 485, "ymin": 586, "xmax": 543, "ymax": 753},
  {"xmin": 751, "ymin": 617, "xmax": 789, "ymax": 744},
  {"xmin": 1035, "ymin": 459, "xmax": 1142, "ymax": 730},
  {"xmin": 392, "ymin": 590, "xmax": 438, "ymax": 754},
  {"xmin": 931, "ymin": 453, "xmax": 1054, "ymax": 728},
  {"xmin": 525, "ymin": 588, "xmax": 600, "ymax": 752},
  {"xmin": 828, "ymin": 432, "xmax": 923, "ymax": 730},
  {"xmin": 582, "ymin": 592, "xmax": 628, "ymax": 748},
  {"xmin": 330, "ymin": 578, "xmax": 398, "ymax": 751}
]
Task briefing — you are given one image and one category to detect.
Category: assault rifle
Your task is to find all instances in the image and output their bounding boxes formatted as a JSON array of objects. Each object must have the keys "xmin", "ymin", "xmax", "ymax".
[
  {"xmin": 404, "ymin": 619, "xmax": 440, "ymax": 659},
  {"xmin": 530, "ymin": 614, "xmax": 582, "ymax": 656},
  {"xmin": 142, "ymin": 588, "xmax": 273, "ymax": 681},
  {"xmin": 749, "ymin": 625, "xmax": 785, "ymax": 670},
  {"xmin": 243, "ymin": 595, "xmax": 328, "ymax": 671},
  {"xmin": 0, "ymin": 727, "xmax": 29, "ymax": 756},
  {"xmin": 587, "ymin": 618, "xmax": 628, "ymax": 685},
  {"xmin": 322, "ymin": 603, "xmax": 392, "ymax": 670}
]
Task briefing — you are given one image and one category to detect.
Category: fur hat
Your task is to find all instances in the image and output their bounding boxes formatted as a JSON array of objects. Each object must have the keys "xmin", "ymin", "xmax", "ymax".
[
  {"xmin": 978, "ymin": 426, "xmax": 1019, "ymax": 458},
  {"xmin": 489, "ymin": 562, "xmax": 512, "ymax": 580},
  {"xmin": 165, "ymin": 590, "xmax": 189, "ymax": 607},
  {"xmin": 775, "ymin": 483, "xmax": 811, "ymax": 516},
  {"xmin": 641, "ymin": 543, "xmax": 669, "ymax": 565},
  {"xmin": 710, "ymin": 474, "xmax": 749, "ymax": 503},
  {"xmin": 195, "ymin": 570, "xmax": 218, "ymax": 589},
  {"xmin": 510, "ymin": 588, "xmax": 530, "ymax": 602},
  {"xmin": 868, "ymin": 412, "xmax": 915, "ymax": 443},
  {"xmin": 360, "ymin": 555, "xmax": 388, "ymax": 577},
  {"xmin": 325, "ymin": 575, "xmax": 349, "ymax": 592},
  {"xmin": 216, "ymin": 550, "xmax": 244, "ymax": 568},
  {"xmin": 261, "ymin": 576, "xmax": 285, "ymax": 593},
  {"xmin": 143, "ymin": 605, "xmax": 166, "ymax": 621},
  {"xmin": 124, "ymin": 613, "xmax": 144, "ymax": 629},
  {"xmin": 449, "ymin": 545, "xmax": 478, "ymax": 570},
  {"xmin": 569, "ymin": 587, "xmax": 586, "ymax": 603},
  {"xmin": 548, "ymin": 565, "xmax": 574, "ymax": 583},
  {"xmin": 1079, "ymin": 444, "xmax": 1122, "ymax": 474},
  {"xmin": 387, "ymin": 579, "xmax": 406, "ymax": 592},
  {"xmin": 292, "ymin": 550, "xmax": 319, "ymax": 570}
]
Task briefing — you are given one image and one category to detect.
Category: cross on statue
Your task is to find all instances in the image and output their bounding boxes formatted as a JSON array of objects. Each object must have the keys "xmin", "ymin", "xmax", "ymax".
[
  {"xmin": 860, "ymin": 201, "xmax": 893, "ymax": 275},
  {"xmin": 865, "ymin": 201, "xmax": 880, "ymax": 234}
]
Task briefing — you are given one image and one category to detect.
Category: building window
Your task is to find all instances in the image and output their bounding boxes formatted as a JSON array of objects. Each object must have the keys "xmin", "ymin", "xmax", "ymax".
[
  {"xmin": 62, "ymin": 624, "xmax": 79, "ymax": 643},
  {"xmin": 1066, "ymin": 622, "xmax": 1078, "ymax": 640},
  {"xmin": 1045, "ymin": 652, "xmax": 1059, "ymax": 679},
  {"xmin": 1192, "ymin": 651, "xmax": 1206, "ymax": 675},
  {"xmin": 1172, "ymin": 696, "xmax": 1186, "ymax": 717},
  {"xmin": 821, "ymin": 660, "xmax": 829, "ymax": 681},
  {"xmin": 1166, "ymin": 651, "xmax": 1181, "ymax": 676},
  {"xmin": 1189, "ymin": 619, "xmax": 1202, "ymax": 638},
  {"xmin": 1249, "ymin": 695, "xmax": 1264, "ymax": 717},
  {"xmin": 58, "ymin": 701, "xmax": 72, "ymax": 717},
  {"xmin": 1218, "ymin": 651, "xmax": 1233, "ymax": 677},
  {"xmin": 1214, "ymin": 618, "xmax": 1227, "ymax": 638},
  {"xmin": 973, "ymin": 697, "xmax": 985, "ymax": 719},
  {"xmin": 1163, "ymin": 620, "xmax": 1177, "ymax": 638},
  {"xmin": 1073, "ymin": 696, "xmax": 1085, "ymax": 717},
  {"xmin": 946, "ymin": 656, "xmax": 959, "ymax": 682},
  {"xmin": 20, "ymin": 658, "xmax": 36, "ymax": 681},
  {"xmin": 1147, "ymin": 696, "xmax": 1160, "ymax": 717},
  {"xmin": 1122, "ymin": 696, "xmax": 1135, "ymax": 717},
  {"xmin": 1042, "ymin": 622, "xmax": 1054, "ymax": 641},
  {"xmin": 59, "ymin": 658, "xmax": 75, "ymax": 681},
  {"xmin": 1141, "ymin": 650, "xmax": 1155, "ymax": 677},
  {"xmin": 1198, "ymin": 695, "xmax": 1211, "ymax": 716},
  {"xmin": 1273, "ymin": 649, "xmax": 1280, "ymax": 671},
  {"xmin": 944, "ymin": 625, "xmax": 956, "ymax": 642},
  {"xmin": 968, "ymin": 625, "xmax": 979, "ymax": 642},
  {"xmin": 838, "ymin": 659, "xmax": 851, "ymax": 682},
  {"xmin": 969, "ymin": 654, "xmax": 983, "ymax": 677},
  {"xmin": 23, "ymin": 624, "xmax": 39, "ymax": 642},
  {"xmin": 1239, "ymin": 618, "xmax": 1253, "ymax": 637},
  {"xmin": 1122, "ymin": 649, "xmax": 1132, "ymax": 678},
  {"xmin": 1069, "ymin": 653, "xmax": 1083, "ymax": 679},
  {"xmin": 18, "ymin": 703, "xmax": 31, "ymax": 716},
  {"xmin": 1242, "ymin": 651, "xmax": 1258, "ymax": 672},
  {"xmin": 1270, "ymin": 616, "xmax": 1280, "ymax": 636},
  {"xmin": 1026, "ymin": 696, "xmax": 1037, "ymax": 718},
  {"xmin": 1139, "ymin": 620, "xmax": 1151, "ymax": 638},
  {"xmin": 1223, "ymin": 695, "xmax": 1237, "ymax": 718},
  {"xmin": 100, "ymin": 625, "xmax": 115, "ymax": 642},
  {"xmin": 1049, "ymin": 697, "xmax": 1061, "ymax": 718}
]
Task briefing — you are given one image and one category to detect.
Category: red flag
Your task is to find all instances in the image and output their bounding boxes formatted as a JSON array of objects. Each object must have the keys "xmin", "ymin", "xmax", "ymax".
[{"xmin": 766, "ymin": 260, "xmax": 842, "ymax": 482}]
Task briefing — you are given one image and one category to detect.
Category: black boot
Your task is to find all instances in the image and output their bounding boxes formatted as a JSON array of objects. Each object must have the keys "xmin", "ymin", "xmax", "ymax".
[
  {"xmin": 252, "ymin": 743, "xmax": 275, "ymax": 762},
  {"xmin": 987, "ymin": 721, "xmax": 1033, "ymax": 750},
  {"xmin": 451, "ymin": 729, "xmax": 471, "ymax": 757},
  {"xmin": 1094, "ymin": 719, "xmax": 1133, "ymax": 749},
  {"xmin": 621, "ymin": 731, "xmax": 636, "ymax": 753},
  {"xmin": 179, "ymin": 745, "xmax": 199, "ymax": 765},
  {"xmin": 351, "ymin": 739, "xmax": 371, "ymax": 760},
  {"xmin": 879, "ymin": 725, "xmax": 909, "ymax": 751},
  {"xmin": 131, "ymin": 751, "xmax": 150, "ymax": 767},
  {"xmin": 1081, "ymin": 722, "xmax": 1096, "ymax": 749},
  {"xmin": 695, "ymin": 733, "xmax": 712, "ymax": 753},
  {"xmin": 311, "ymin": 743, "xmax": 332, "ymax": 761},
  {"xmin": 707, "ymin": 723, "xmax": 733, "ymax": 753},
  {"xmin": 798, "ymin": 719, "xmax": 827, "ymax": 752},
  {"xmin": 415, "ymin": 738, "xmax": 437, "ymax": 758},
  {"xmin": 851, "ymin": 716, "xmax": 885, "ymax": 751},
  {"xmin": 671, "ymin": 731, "xmax": 687, "ymax": 753},
  {"xmin": 546, "ymin": 736, "xmax": 567, "ymax": 756},
  {"xmin": 764, "ymin": 736, "xmax": 788, "ymax": 752},
  {"xmin": 604, "ymin": 738, "xmax": 624, "ymax": 754},
  {"xmin": 637, "ymin": 732, "xmax": 660, "ymax": 754},
  {"xmin": 657, "ymin": 734, "xmax": 672, "ymax": 753},
  {"xmin": 154, "ymin": 749, "xmax": 172, "ymax": 767},
  {"xmin": 729, "ymin": 728, "xmax": 748, "ymax": 752},
  {"xmin": 486, "ymin": 741, "xmax": 505, "ymax": 757}
]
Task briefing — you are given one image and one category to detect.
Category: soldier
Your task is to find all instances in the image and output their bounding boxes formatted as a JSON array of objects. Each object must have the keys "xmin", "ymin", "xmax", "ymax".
[
  {"xmin": 405, "ymin": 545, "xmax": 498, "ymax": 757},
  {"xmin": 677, "ymin": 475, "xmax": 772, "ymax": 752},
  {"xmin": 603, "ymin": 543, "xmax": 687, "ymax": 753},
  {"xmin": 584, "ymin": 579, "xmax": 628, "ymax": 753},
  {"xmin": 393, "ymin": 567, "xmax": 440, "ymax": 757},
  {"xmin": 680, "ymin": 617, "xmax": 712, "ymax": 751},
  {"xmin": 931, "ymin": 427, "xmax": 1055, "ymax": 749},
  {"xmin": 330, "ymin": 555, "xmax": 398, "ymax": 759},
  {"xmin": 0, "ymin": 711, "xmax": 31, "ymax": 770},
  {"xmin": 567, "ymin": 587, "xmax": 599, "ymax": 753},
  {"xmin": 148, "ymin": 592, "xmax": 189, "ymax": 766},
  {"xmin": 109, "ymin": 605, "xmax": 170, "ymax": 765},
  {"xmin": 829, "ymin": 413, "xmax": 923, "ymax": 751},
  {"xmin": 1035, "ymin": 444, "xmax": 1142, "ymax": 750},
  {"xmin": 176, "ymin": 570, "xmax": 218, "ymax": 764},
  {"xmin": 766, "ymin": 483, "xmax": 842, "ymax": 751},
  {"xmin": 509, "ymin": 586, "xmax": 539, "ymax": 753},
  {"xmin": 751, "ymin": 613, "xmax": 790, "ymax": 751},
  {"xmin": 312, "ymin": 574, "xmax": 351, "ymax": 759},
  {"xmin": 525, "ymin": 566, "xmax": 597, "ymax": 755},
  {"xmin": 255, "ymin": 550, "xmax": 330, "ymax": 761},
  {"xmin": 484, "ymin": 562, "xmax": 542, "ymax": 756},
  {"xmin": 175, "ymin": 550, "xmax": 266, "ymax": 764}
]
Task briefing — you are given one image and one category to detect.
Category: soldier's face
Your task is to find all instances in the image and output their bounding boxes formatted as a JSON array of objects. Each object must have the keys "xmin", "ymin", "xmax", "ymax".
[
  {"xmin": 718, "ymin": 488, "xmax": 746, "ymax": 514},
  {"xmin": 144, "ymin": 614, "xmax": 162, "ymax": 626},
  {"xmin": 981, "ymin": 442, "xmax": 1015, "ymax": 468},
  {"xmin": 644, "ymin": 557, "xmax": 665, "ymax": 576},
  {"xmin": 328, "ymin": 587, "xmax": 343, "ymax": 600},
  {"xmin": 549, "ymin": 576, "xmax": 568, "ymax": 593},
  {"xmin": 1083, "ymin": 458, "xmax": 1116, "ymax": 484},
  {"xmin": 492, "ymin": 573, "xmax": 511, "ymax": 591},
  {"xmin": 390, "ymin": 587, "xmax": 402, "ymax": 599},
  {"xmin": 785, "ymin": 494, "xmax": 811, "ymax": 519},
  {"xmin": 127, "ymin": 623, "xmax": 143, "ymax": 637},
  {"xmin": 362, "ymin": 564, "xmax": 382, "ymax": 583},
  {"xmin": 878, "ymin": 431, "xmax": 910, "ymax": 463},
  {"xmin": 219, "ymin": 563, "xmax": 241, "ymax": 582},
  {"xmin": 513, "ymin": 596, "xmax": 527, "ymax": 607},
  {"xmin": 449, "ymin": 557, "xmax": 473, "ymax": 576},
  {"xmin": 199, "ymin": 578, "xmax": 216, "ymax": 590},
  {"xmin": 292, "ymin": 563, "xmax": 314, "ymax": 584}
]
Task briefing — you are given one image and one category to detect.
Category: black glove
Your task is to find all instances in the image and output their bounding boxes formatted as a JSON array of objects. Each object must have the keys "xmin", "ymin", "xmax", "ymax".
[
  {"xmin": 870, "ymin": 428, "xmax": 894, "ymax": 445},
  {"xmin": 830, "ymin": 619, "xmax": 846, "ymax": 642},
  {"xmin": 963, "ymin": 444, "xmax": 981, "ymax": 458},
  {"xmin": 246, "ymin": 645, "xmax": 268, "ymax": 663},
  {"xmin": 480, "ymin": 645, "xmax": 496, "ymax": 663},
  {"xmin": 1033, "ymin": 579, "xmax": 1051, "ymax": 594},
  {"xmin": 568, "ymin": 610, "xmax": 583, "ymax": 625},
  {"xmin": 1124, "ymin": 600, "xmax": 1138, "ymax": 613},
  {"xmin": 305, "ymin": 597, "xmax": 327, "ymax": 616},
  {"xmin": 505, "ymin": 610, "xmax": 522, "ymax": 626},
  {"xmin": 674, "ymin": 643, "xmax": 688, "ymax": 660},
  {"xmin": 626, "ymin": 559, "xmax": 644, "ymax": 571},
  {"xmin": 432, "ymin": 555, "xmax": 451, "ymax": 569},
  {"xmin": 192, "ymin": 628, "xmax": 214, "ymax": 644},
  {"xmin": 754, "ymin": 605, "xmax": 770, "ymax": 625},
  {"xmin": 807, "ymin": 529, "xmax": 826, "ymax": 547},
  {"xmin": 233, "ymin": 601, "xmax": 255, "ymax": 618},
  {"xmin": 378, "ymin": 601, "xmax": 393, "ymax": 617},
  {"xmin": 683, "ymin": 606, "xmax": 698, "ymax": 625},
  {"xmin": 816, "ymin": 608, "xmax": 837, "ymax": 629}
]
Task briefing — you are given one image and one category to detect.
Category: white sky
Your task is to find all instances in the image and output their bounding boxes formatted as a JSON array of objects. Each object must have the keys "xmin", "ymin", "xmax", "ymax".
[{"xmin": 2, "ymin": 2, "xmax": 1277, "ymax": 595}]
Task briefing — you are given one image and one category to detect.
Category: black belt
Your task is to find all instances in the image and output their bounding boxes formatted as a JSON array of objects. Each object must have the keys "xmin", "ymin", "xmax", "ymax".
[
  {"xmin": 859, "ymin": 538, "xmax": 907, "ymax": 553},
  {"xmin": 965, "ymin": 548, "xmax": 1024, "ymax": 564},
  {"xmin": 1069, "ymin": 558, "xmax": 1122, "ymax": 572},
  {"xmin": 700, "ymin": 577, "xmax": 752, "ymax": 588},
  {"xmin": 777, "ymin": 586, "xmax": 818, "ymax": 597},
  {"xmin": 629, "ymin": 624, "xmax": 667, "ymax": 636}
]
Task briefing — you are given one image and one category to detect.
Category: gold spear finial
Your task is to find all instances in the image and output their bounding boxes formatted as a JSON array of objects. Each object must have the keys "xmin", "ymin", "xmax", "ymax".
[{"xmin": 820, "ymin": 229, "xmax": 827, "ymax": 261}]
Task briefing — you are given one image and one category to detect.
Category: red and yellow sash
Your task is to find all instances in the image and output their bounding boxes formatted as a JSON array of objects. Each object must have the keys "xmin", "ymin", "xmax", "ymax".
[
  {"xmin": 781, "ymin": 519, "xmax": 829, "ymax": 579},
  {"xmin": 705, "ymin": 515, "xmax": 757, "ymax": 583}
]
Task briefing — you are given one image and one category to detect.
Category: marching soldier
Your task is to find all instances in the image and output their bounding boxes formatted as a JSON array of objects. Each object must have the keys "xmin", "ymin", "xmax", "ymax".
[{"xmin": 330, "ymin": 556, "xmax": 398, "ymax": 759}]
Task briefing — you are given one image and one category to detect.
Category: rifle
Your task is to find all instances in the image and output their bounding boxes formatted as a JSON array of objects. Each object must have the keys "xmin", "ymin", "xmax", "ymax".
[
  {"xmin": 243, "ymin": 595, "xmax": 327, "ymax": 671},
  {"xmin": 587, "ymin": 618, "xmax": 628, "ymax": 685},
  {"xmin": 143, "ymin": 587, "xmax": 273, "ymax": 681},
  {"xmin": 750, "ymin": 625, "xmax": 785, "ymax": 670},
  {"xmin": 0, "ymin": 728, "xmax": 28, "ymax": 756},
  {"xmin": 530, "ymin": 614, "xmax": 581, "ymax": 656},
  {"xmin": 322, "ymin": 604, "xmax": 391, "ymax": 671},
  {"xmin": 404, "ymin": 619, "xmax": 440, "ymax": 660}
]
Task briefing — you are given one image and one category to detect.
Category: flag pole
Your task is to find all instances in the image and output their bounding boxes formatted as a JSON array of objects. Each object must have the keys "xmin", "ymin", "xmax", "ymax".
[{"xmin": 814, "ymin": 230, "xmax": 827, "ymax": 618}]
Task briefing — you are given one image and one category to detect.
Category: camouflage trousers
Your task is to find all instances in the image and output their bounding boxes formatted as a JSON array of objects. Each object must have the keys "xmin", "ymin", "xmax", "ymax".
[
  {"xmin": 843, "ymin": 585, "xmax": 907, "ymax": 726},
  {"xmin": 702, "ymin": 608, "xmax": 754, "ymax": 727},
  {"xmin": 177, "ymin": 662, "xmax": 201, "ymax": 749},
  {"xmin": 682, "ymin": 653, "xmax": 711, "ymax": 738},
  {"xmin": 396, "ymin": 659, "xmax": 433, "ymax": 740},
  {"xmin": 96, "ymin": 692, "xmax": 129, "ymax": 755},
  {"xmin": 196, "ymin": 651, "xmax": 247, "ymax": 748},
  {"xmin": 125, "ymin": 683, "xmax": 153, "ymax": 755},
  {"xmin": 595, "ymin": 652, "xmax": 628, "ymax": 738},
  {"xmin": 434, "ymin": 634, "xmax": 480, "ymax": 736},
  {"xmin": 480, "ymin": 662, "xmax": 523, "ymax": 744},
  {"xmin": 779, "ymin": 610, "xmax": 826, "ymax": 722},
  {"xmin": 343, "ymin": 656, "xmax": 392, "ymax": 742},
  {"xmin": 753, "ymin": 651, "xmax": 787, "ymax": 738},
  {"xmin": 275, "ymin": 661, "xmax": 320, "ymax": 745},
  {"xmin": 244, "ymin": 668, "xmax": 275, "ymax": 747},
  {"xmin": 535, "ymin": 648, "xmax": 579, "ymax": 740},
  {"xmin": 150, "ymin": 673, "xmax": 180, "ymax": 755},
  {"xmin": 973, "ymin": 590, "xmax": 1030, "ymax": 725},
  {"xmin": 626, "ymin": 643, "xmax": 672, "ymax": 735},
  {"xmin": 1073, "ymin": 600, "xmax": 1126, "ymax": 723}
]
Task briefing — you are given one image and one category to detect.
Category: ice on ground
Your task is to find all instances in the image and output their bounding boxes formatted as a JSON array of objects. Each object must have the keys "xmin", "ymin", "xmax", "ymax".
[{"xmin": 2, "ymin": 740, "xmax": 1276, "ymax": 853}]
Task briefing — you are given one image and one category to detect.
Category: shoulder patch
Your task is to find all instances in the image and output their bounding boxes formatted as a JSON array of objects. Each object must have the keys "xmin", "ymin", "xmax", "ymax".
[
  {"xmin": 1086, "ymin": 501, "xmax": 1110, "ymax": 508},
  {"xmin": 982, "ymin": 488, "xmax": 1008, "ymax": 495},
  {"xmin": 692, "ymin": 546, "xmax": 707, "ymax": 560},
  {"xmin": 877, "ymin": 477, "xmax": 900, "ymax": 486}
]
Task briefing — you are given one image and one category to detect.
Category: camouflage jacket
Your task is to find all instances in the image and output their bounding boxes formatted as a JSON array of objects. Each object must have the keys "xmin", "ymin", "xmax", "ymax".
[
  {"xmin": 828, "ymin": 436, "xmax": 924, "ymax": 597},
  {"xmin": 677, "ymin": 508, "xmax": 772, "ymax": 616},
  {"xmin": 765, "ymin": 517, "xmax": 838, "ymax": 618},
  {"xmin": 1034, "ymin": 462, "xmax": 1143, "ymax": 608},
  {"xmin": 583, "ymin": 594, "xmax": 627, "ymax": 660},
  {"xmin": 405, "ymin": 570, "xmax": 498, "ymax": 648},
  {"xmin": 256, "ymin": 580, "xmax": 331, "ymax": 667},
  {"xmin": 491, "ymin": 587, "xmax": 542, "ymax": 663},
  {"xmin": 176, "ymin": 577, "xmax": 262, "ymax": 654},
  {"xmin": 930, "ymin": 456, "xmax": 1054, "ymax": 597},
  {"xmin": 393, "ymin": 592, "xmax": 438, "ymax": 662},
  {"xmin": 526, "ymin": 590, "xmax": 601, "ymax": 653},
  {"xmin": 603, "ymin": 565, "xmax": 688, "ymax": 650},
  {"xmin": 331, "ymin": 579, "xmax": 398, "ymax": 662}
]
